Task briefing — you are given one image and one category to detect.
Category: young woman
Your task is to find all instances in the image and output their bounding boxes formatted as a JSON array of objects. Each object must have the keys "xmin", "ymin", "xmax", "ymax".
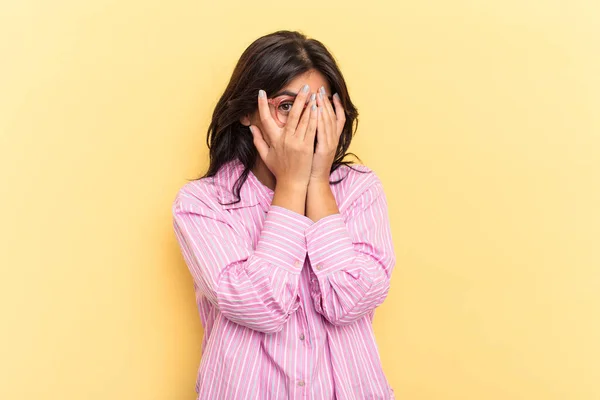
[{"xmin": 172, "ymin": 30, "xmax": 396, "ymax": 400}]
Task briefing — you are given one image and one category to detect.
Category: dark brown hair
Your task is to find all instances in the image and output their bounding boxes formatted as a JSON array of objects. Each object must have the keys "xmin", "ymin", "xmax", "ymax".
[{"xmin": 196, "ymin": 30, "xmax": 366, "ymax": 205}]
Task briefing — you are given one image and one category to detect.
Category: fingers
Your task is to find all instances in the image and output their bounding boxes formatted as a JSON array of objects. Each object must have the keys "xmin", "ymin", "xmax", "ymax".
[
  {"xmin": 257, "ymin": 89, "xmax": 279, "ymax": 140},
  {"xmin": 315, "ymin": 103, "xmax": 326, "ymax": 150},
  {"xmin": 295, "ymin": 93, "xmax": 316, "ymax": 138},
  {"xmin": 319, "ymin": 87, "xmax": 346, "ymax": 138},
  {"xmin": 304, "ymin": 102, "xmax": 318, "ymax": 146},
  {"xmin": 284, "ymin": 84, "xmax": 311, "ymax": 133},
  {"xmin": 332, "ymin": 92, "xmax": 346, "ymax": 135},
  {"xmin": 316, "ymin": 88, "xmax": 332, "ymax": 145},
  {"xmin": 249, "ymin": 125, "xmax": 269, "ymax": 162},
  {"xmin": 320, "ymin": 86, "xmax": 336, "ymax": 122}
]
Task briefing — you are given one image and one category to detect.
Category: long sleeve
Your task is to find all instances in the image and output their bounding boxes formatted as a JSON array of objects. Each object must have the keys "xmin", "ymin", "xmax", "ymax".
[
  {"xmin": 172, "ymin": 189, "xmax": 313, "ymax": 334},
  {"xmin": 306, "ymin": 180, "xmax": 396, "ymax": 326}
]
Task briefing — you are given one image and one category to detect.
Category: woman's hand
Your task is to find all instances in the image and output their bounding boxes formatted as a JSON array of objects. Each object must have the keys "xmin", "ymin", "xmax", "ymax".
[
  {"xmin": 311, "ymin": 87, "xmax": 345, "ymax": 183},
  {"xmin": 250, "ymin": 84, "xmax": 318, "ymax": 188}
]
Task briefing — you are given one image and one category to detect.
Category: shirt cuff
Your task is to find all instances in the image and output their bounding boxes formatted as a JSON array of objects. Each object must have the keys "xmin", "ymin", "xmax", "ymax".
[
  {"xmin": 305, "ymin": 213, "xmax": 354, "ymax": 276},
  {"xmin": 254, "ymin": 205, "xmax": 314, "ymax": 274}
]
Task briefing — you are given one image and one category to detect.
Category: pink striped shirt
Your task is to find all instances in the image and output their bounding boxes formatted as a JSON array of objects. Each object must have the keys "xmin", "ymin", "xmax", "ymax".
[{"xmin": 172, "ymin": 158, "xmax": 396, "ymax": 399}]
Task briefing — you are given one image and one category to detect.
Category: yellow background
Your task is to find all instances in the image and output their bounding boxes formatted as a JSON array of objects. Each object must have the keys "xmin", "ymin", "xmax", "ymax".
[{"xmin": 1, "ymin": 1, "xmax": 599, "ymax": 399}]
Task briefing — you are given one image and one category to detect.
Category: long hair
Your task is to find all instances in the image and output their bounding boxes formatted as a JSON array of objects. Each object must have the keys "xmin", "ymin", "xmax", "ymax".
[{"xmin": 196, "ymin": 30, "xmax": 366, "ymax": 206}]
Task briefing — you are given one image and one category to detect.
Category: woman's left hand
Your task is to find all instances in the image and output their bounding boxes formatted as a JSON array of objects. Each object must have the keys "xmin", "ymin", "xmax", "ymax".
[{"xmin": 310, "ymin": 87, "xmax": 345, "ymax": 183}]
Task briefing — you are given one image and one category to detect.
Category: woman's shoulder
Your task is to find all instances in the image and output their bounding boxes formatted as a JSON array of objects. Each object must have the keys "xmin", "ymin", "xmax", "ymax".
[
  {"xmin": 331, "ymin": 161, "xmax": 383, "ymax": 186},
  {"xmin": 172, "ymin": 160, "xmax": 252, "ymax": 213},
  {"xmin": 174, "ymin": 177, "xmax": 214, "ymax": 200},
  {"xmin": 330, "ymin": 162, "xmax": 385, "ymax": 213},
  {"xmin": 172, "ymin": 175, "xmax": 225, "ymax": 216}
]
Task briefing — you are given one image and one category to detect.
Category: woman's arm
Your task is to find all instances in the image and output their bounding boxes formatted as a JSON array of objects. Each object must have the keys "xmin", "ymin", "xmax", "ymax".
[
  {"xmin": 174, "ymin": 84, "xmax": 317, "ymax": 334},
  {"xmin": 172, "ymin": 186, "xmax": 312, "ymax": 334},
  {"xmin": 304, "ymin": 177, "xmax": 396, "ymax": 326}
]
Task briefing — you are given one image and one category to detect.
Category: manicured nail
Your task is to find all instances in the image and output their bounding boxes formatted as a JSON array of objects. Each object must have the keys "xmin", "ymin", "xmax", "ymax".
[
  {"xmin": 318, "ymin": 106, "xmax": 323, "ymax": 114},
  {"xmin": 248, "ymin": 125, "xmax": 253, "ymax": 134},
  {"xmin": 319, "ymin": 86, "xmax": 326, "ymax": 95},
  {"xmin": 312, "ymin": 104, "xmax": 317, "ymax": 111},
  {"xmin": 258, "ymin": 89, "xmax": 266, "ymax": 98},
  {"xmin": 333, "ymin": 93, "xmax": 340, "ymax": 101},
  {"xmin": 302, "ymin": 84, "xmax": 309, "ymax": 93},
  {"xmin": 310, "ymin": 93, "xmax": 316, "ymax": 102}
]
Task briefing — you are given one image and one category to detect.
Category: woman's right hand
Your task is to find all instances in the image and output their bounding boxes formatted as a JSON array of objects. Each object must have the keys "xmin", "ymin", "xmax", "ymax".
[{"xmin": 249, "ymin": 84, "xmax": 318, "ymax": 189}]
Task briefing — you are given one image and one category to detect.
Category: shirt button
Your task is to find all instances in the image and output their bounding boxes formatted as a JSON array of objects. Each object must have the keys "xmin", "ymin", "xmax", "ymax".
[
  {"xmin": 299, "ymin": 333, "xmax": 305, "ymax": 340},
  {"xmin": 294, "ymin": 260, "xmax": 301, "ymax": 267},
  {"xmin": 316, "ymin": 264, "xmax": 323, "ymax": 270},
  {"xmin": 298, "ymin": 380, "xmax": 305, "ymax": 387}
]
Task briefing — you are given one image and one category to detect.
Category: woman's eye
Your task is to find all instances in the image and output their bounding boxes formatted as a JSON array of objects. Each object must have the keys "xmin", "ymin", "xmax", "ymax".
[{"xmin": 278, "ymin": 102, "xmax": 293, "ymax": 113}]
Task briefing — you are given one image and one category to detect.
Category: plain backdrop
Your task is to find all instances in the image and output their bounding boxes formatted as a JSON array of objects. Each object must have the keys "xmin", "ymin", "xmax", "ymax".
[{"xmin": 1, "ymin": 0, "xmax": 599, "ymax": 399}]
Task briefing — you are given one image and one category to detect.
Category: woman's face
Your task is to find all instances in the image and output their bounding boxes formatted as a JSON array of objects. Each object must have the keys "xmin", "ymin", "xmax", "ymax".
[{"xmin": 241, "ymin": 69, "xmax": 331, "ymax": 147}]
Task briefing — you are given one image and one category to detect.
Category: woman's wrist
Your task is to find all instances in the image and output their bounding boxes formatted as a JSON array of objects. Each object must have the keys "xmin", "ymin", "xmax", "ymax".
[
  {"xmin": 307, "ymin": 177, "xmax": 330, "ymax": 189},
  {"xmin": 272, "ymin": 182, "xmax": 308, "ymax": 216}
]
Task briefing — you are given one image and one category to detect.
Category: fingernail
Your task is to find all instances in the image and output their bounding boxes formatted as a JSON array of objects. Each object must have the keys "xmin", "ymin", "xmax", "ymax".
[
  {"xmin": 248, "ymin": 125, "xmax": 253, "ymax": 134},
  {"xmin": 333, "ymin": 93, "xmax": 340, "ymax": 101},
  {"xmin": 302, "ymin": 84, "xmax": 309, "ymax": 93},
  {"xmin": 319, "ymin": 86, "xmax": 326, "ymax": 95},
  {"xmin": 312, "ymin": 104, "xmax": 317, "ymax": 111},
  {"xmin": 258, "ymin": 90, "xmax": 266, "ymax": 98},
  {"xmin": 310, "ymin": 93, "xmax": 316, "ymax": 102}
]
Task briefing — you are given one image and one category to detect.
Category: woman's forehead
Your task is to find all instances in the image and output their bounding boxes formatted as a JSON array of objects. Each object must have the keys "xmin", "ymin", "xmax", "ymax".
[
  {"xmin": 271, "ymin": 90, "xmax": 299, "ymax": 99},
  {"xmin": 281, "ymin": 70, "xmax": 331, "ymax": 94}
]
